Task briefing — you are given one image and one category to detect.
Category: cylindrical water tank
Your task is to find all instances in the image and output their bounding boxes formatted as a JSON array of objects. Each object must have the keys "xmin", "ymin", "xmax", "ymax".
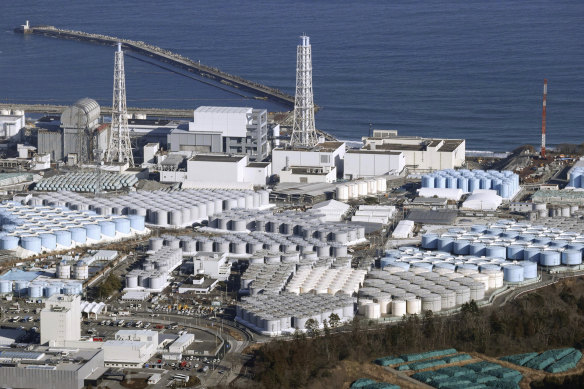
[
  {"xmin": 114, "ymin": 218, "xmax": 131, "ymax": 234},
  {"xmin": 85, "ymin": 224, "xmax": 102, "ymax": 240},
  {"xmin": 485, "ymin": 245, "xmax": 506, "ymax": 259},
  {"xmin": 391, "ymin": 300, "xmax": 406, "ymax": 317},
  {"xmin": 539, "ymin": 250, "xmax": 561, "ymax": 266},
  {"xmin": 70, "ymin": 227, "xmax": 87, "ymax": 243},
  {"xmin": 453, "ymin": 240, "xmax": 470, "ymax": 255},
  {"xmin": 520, "ymin": 261, "xmax": 538, "ymax": 279},
  {"xmin": 437, "ymin": 237, "xmax": 454, "ymax": 253},
  {"xmin": 420, "ymin": 233, "xmax": 438, "ymax": 249},
  {"xmin": 39, "ymin": 233, "xmax": 57, "ymax": 250},
  {"xmin": 125, "ymin": 274, "xmax": 138, "ymax": 288},
  {"xmin": 149, "ymin": 237, "xmax": 164, "ymax": 251},
  {"xmin": 469, "ymin": 243, "xmax": 486, "ymax": 256},
  {"xmin": 98, "ymin": 221, "xmax": 116, "ymax": 237},
  {"xmin": 406, "ymin": 298, "xmax": 422, "ymax": 314},
  {"xmin": 21, "ymin": 236, "xmax": 42, "ymax": 253},
  {"xmin": 523, "ymin": 247, "xmax": 540, "ymax": 262},
  {"xmin": 561, "ymin": 250, "xmax": 582, "ymax": 266},
  {"xmin": 28, "ymin": 283, "xmax": 44, "ymax": 298},
  {"xmin": 506, "ymin": 245, "xmax": 524, "ymax": 260},
  {"xmin": 0, "ymin": 235, "xmax": 19, "ymax": 250},
  {"xmin": 503, "ymin": 265, "xmax": 524, "ymax": 282},
  {"xmin": 0, "ymin": 280, "xmax": 13, "ymax": 293}
]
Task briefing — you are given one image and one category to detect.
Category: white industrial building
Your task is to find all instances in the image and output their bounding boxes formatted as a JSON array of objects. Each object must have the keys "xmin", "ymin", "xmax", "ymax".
[
  {"xmin": 392, "ymin": 220, "xmax": 415, "ymax": 239},
  {"xmin": 40, "ymin": 294, "xmax": 81, "ymax": 345},
  {"xmin": 0, "ymin": 110, "xmax": 25, "ymax": 139},
  {"xmin": 279, "ymin": 165, "xmax": 337, "ymax": 183},
  {"xmin": 193, "ymin": 252, "xmax": 231, "ymax": 281},
  {"xmin": 462, "ymin": 190, "xmax": 502, "ymax": 210},
  {"xmin": 168, "ymin": 333, "xmax": 195, "ymax": 354},
  {"xmin": 361, "ymin": 130, "xmax": 465, "ymax": 172},
  {"xmin": 168, "ymin": 106, "xmax": 268, "ymax": 161},
  {"xmin": 344, "ymin": 149, "xmax": 406, "ymax": 178},
  {"xmin": 179, "ymin": 154, "xmax": 271, "ymax": 187},
  {"xmin": 272, "ymin": 141, "xmax": 346, "ymax": 180},
  {"xmin": 101, "ymin": 330, "xmax": 159, "ymax": 367}
]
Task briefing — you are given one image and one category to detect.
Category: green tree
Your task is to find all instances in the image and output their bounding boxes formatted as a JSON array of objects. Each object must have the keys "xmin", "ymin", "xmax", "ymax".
[
  {"xmin": 305, "ymin": 318, "xmax": 320, "ymax": 338},
  {"xmin": 328, "ymin": 313, "xmax": 340, "ymax": 329}
]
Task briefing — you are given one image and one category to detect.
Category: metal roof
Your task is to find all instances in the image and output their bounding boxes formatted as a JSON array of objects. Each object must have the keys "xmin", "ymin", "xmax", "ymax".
[{"xmin": 194, "ymin": 106, "xmax": 251, "ymax": 114}]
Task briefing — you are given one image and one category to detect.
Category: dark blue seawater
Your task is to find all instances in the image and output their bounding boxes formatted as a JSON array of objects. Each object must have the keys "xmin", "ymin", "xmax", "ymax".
[{"xmin": 1, "ymin": 1, "xmax": 583, "ymax": 151}]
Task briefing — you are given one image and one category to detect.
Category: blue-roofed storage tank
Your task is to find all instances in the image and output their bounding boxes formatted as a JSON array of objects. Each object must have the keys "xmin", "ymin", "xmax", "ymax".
[
  {"xmin": 44, "ymin": 284, "xmax": 59, "ymax": 297},
  {"xmin": 98, "ymin": 221, "xmax": 116, "ymax": 237},
  {"xmin": 70, "ymin": 227, "xmax": 87, "ymax": 243},
  {"xmin": 446, "ymin": 176, "xmax": 457, "ymax": 189},
  {"xmin": 561, "ymin": 250, "xmax": 582, "ymax": 265},
  {"xmin": 437, "ymin": 237, "xmax": 454, "ymax": 253},
  {"xmin": 503, "ymin": 265, "xmax": 524, "ymax": 282},
  {"xmin": 421, "ymin": 175, "xmax": 434, "ymax": 188},
  {"xmin": 114, "ymin": 218, "xmax": 131, "ymax": 234},
  {"xmin": 471, "ymin": 225, "xmax": 487, "ymax": 233},
  {"xmin": 0, "ymin": 280, "xmax": 12, "ymax": 293},
  {"xmin": 540, "ymin": 250, "xmax": 561, "ymax": 266},
  {"xmin": 21, "ymin": 236, "xmax": 41, "ymax": 253},
  {"xmin": 517, "ymin": 234, "xmax": 535, "ymax": 243},
  {"xmin": 0, "ymin": 235, "xmax": 19, "ymax": 250},
  {"xmin": 457, "ymin": 177, "xmax": 469, "ymax": 193},
  {"xmin": 128, "ymin": 215, "xmax": 145, "ymax": 231},
  {"xmin": 28, "ymin": 283, "xmax": 44, "ymax": 298},
  {"xmin": 421, "ymin": 234, "xmax": 439, "ymax": 249},
  {"xmin": 486, "ymin": 245, "xmax": 506, "ymax": 259},
  {"xmin": 520, "ymin": 261, "xmax": 538, "ymax": 279},
  {"xmin": 39, "ymin": 233, "xmax": 56, "ymax": 250},
  {"xmin": 453, "ymin": 240, "xmax": 470, "ymax": 255},
  {"xmin": 469, "ymin": 242, "xmax": 486, "ymax": 256},
  {"xmin": 506, "ymin": 245, "xmax": 524, "ymax": 260},
  {"xmin": 55, "ymin": 230, "xmax": 72, "ymax": 247},
  {"xmin": 435, "ymin": 176, "xmax": 446, "ymax": 189},
  {"xmin": 549, "ymin": 240, "xmax": 569, "ymax": 249},
  {"xmin": 523, "ymin": 247, "xmax": 540, "ymax": 262},
  {"xmin": 85, "ymin": 224, "xmax": 101, "ymax": 240}
]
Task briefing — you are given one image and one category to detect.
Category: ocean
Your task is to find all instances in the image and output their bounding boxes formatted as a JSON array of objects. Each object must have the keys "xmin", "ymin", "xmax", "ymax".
[{"xmin": 1, "ymin": 1, "xmax": 583, "ymax": 151}]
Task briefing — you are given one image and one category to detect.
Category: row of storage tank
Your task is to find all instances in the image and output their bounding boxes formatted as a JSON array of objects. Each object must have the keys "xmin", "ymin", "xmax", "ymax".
[
  {"xmin": 0, "ymin": 202, "xmax": 145, "ymax": 253},
  {"xmin": 421, "ymin": 220, "xmax": 584, "ymax": 267},
  {"xmin": 236, "ymin": 293, "xmax": 355, "ymax": 336},
  {"xmin": 35, "ymin": 172, "xmax": 138, "ymax": 192},
  {"xmin": 125, "ymin": 246, "xmax": 183, "ymax": 290},
  {"xmin": 30, "ymin": 188, "xmax": 269, "ymax": 228},
  {"xmin": 381, "ymin": 247, "xmax": 528, "ymax": 283},
  {"xmin": 421, "ymin": 169, "xmax": 519, "ymax": 199},
  {"xmin": 357, "ymin": 268, "xmax": 490, "ymax": 319},
  {"xmin": 208, "ymin": 208, "xmax": 365, "ymax": 244},
  {"xmin": 285, "ymin": 266, "xmax": 367, "ymax": 295},
  {"xmin": 165, "ymin": 231, "xmax": 352, "ymax": 258},
  {"xmin": 335, "ymin": 177, "xmax": 388, "ymax": 201},
  {"xmin": 568, "ymin": 167, "xmax": 584, "ymax": 188},
  {"xmin": 0, "ymin": 279, "xmax": 83, "ymax": 297}
]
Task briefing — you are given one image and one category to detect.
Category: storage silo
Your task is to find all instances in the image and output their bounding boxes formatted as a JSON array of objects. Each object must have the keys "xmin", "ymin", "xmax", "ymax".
[
  {"xmin": 14, "ymin": 280, "xmax": 29, "ymax": 294},
  {"xmin": 44, "ymin": 284, "xmax": 60, "ymax": 297},
  {"xmin": 421, "ymin": 175, "xmax": 435, "ymax": 188},
  {"xmin": 485, "ymin": 245, "xmax": 506, "ymax": 259},
  {"xmin": 149, "ymin": 237, "xmax": 164, "ymax": 251},
  {"xmin": 38, "ymin": 233, "xmax": 57, "ymax": 250},
  {"xmin": 113, "ymin": 218, "xmax": 131, "ymax": 234},
  {"xmin": 56, "ymin": 261, "xmax": 71, "ymax": 279},
  {"xmin": 391, "ymin": 300, "xmax": 406, "ymax": 316},
  {"xmin": 28, "ymin": 283, "xmax": 44, "ymax": 298},
  {"xmin": 125, "ymin": 273, "xmax": 138, "ymax": 288}
]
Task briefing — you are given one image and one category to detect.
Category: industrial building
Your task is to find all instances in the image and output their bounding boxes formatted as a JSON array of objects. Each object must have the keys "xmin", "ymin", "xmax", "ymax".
[
  {"xmin": 360, "ymin": 130, "xmax": 465, "ymax": 172},
  {"xmin": 344, "ymin": 149, "xmax": 406, "ymax": 178},
  {"xmin": 40, "ymin": 294, "xmax": 82, "ymax": 345},
  {"xmin": 0, "ymin": 109, "xmax": 25, "ymax": 139},
  {"xmin": 193, "ymin": 251, "xmax": 231, "ymax": 281},
  {"xmin": 167, "ymin": 106, "xmax": 268, "ymax": 161},
  {"xmin": 182, "ymin": 154, "xmax": 272, "ymax": 187},
  {"xmin": 272, "ymin": 141, "xmax": 346, "ymax": 180},
  {"xmin": 38, "ymin": 98, "xmax": 103, "ymax": 164},
  {"xmin": 0, "ymin": 347, "xmax": 105, "ymax": 389}
]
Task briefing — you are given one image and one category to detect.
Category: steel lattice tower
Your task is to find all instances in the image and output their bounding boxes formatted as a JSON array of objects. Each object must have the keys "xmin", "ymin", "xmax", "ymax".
[
  {"xmin": 290, "ymin": 36, "xmax": 318, "ymax": 148},
  {"xmin": 106, "ymin": 43, "xmax": 134, "ymax": 167}
]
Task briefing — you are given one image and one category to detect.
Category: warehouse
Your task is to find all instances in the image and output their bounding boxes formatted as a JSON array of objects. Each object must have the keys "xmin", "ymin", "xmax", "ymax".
[
  {"xmin": 360, "ymin": 130, "xmax": 465, "ymax": 172},
  {"xmin": 185, "ymin": 154, "xmax": 271, "ymax": 186},
  {"xmin": 344, "ymin": 149, "xmax": 405, "ymax": 178},
  {"xmin": 168, "ymin": 333, "xmax": 195, "ymax": 354},
  {"xmin": 0, "ymin": 347, "xmax": 105, "ymax": 389}
]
